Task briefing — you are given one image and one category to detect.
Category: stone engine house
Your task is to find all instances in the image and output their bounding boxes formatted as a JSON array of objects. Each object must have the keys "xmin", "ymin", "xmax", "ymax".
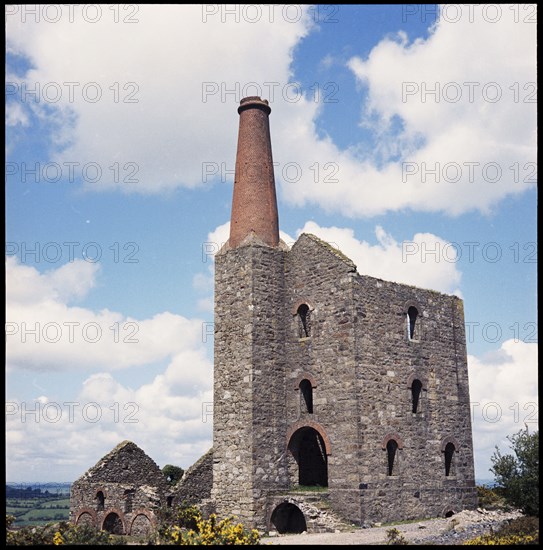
[
  {"xmin": 211, "ymin": 96, "xmax": 477, "ymax": 531},
  {"xmin": 70, "ymin": 96, "xmax": 477, "ymax": 535}
]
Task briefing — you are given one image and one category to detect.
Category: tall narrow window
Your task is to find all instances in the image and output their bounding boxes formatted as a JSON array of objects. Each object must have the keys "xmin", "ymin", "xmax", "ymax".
[
  {"xmin": 124, "ymin": 489, "xmax": 134, "ymax": 513},
  {"xmin": 386, "ymin": 440, "xmax": 399, "ymax": 476},
  {"xmin": 444, "ymin": 442, "xmax": 456, "ymax": 476},
  {"xmin": 299, "ymin": 379, "xmax": 313, "ymax": 414},
  {"xmin": 411, "ymin": 379, "xmax": 423, "ymax": 413},
  {"xmin": 407, "ymin": 306, "xmax": 419, "ymax": 340},
  {"xmin": 96, "ymin": 491, "xmax": 105, "ymax": 511},
  {"xmin": 297, "ymin": 304, "xmax": 311, "ymax": 338}
]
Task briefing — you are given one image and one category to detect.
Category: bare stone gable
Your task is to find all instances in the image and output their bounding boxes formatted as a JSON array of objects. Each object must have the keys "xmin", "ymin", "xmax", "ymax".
[{"xmin": 70, "ymin": 441, "xmax": 170, "ymax": 536}]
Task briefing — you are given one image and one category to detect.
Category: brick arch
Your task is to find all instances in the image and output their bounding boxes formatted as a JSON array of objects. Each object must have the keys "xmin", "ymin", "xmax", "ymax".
[
  {"xmin": 75, "ymin": 508, "xmax": 97, "ymax": 528},
  {"xmin": 129, "ymin": 509, "xmax": 155, "ymax": 536},
  {"xmin": 381, "ymin": 433, "xmax": 404, "ymax": 450},
  {"xmin": 291, "ymin": 299, "xmax": 315, "ymax": 315},
  {"xmin": 293, "ymin": 372, "xmax": 317, "ymax": 389},
  {"xmin": 406, "ymin": 373, "xmax": 427, "ymax": 389},
  {"xmin": 286, "ymin": 420, "xmax": 331, "ymax": 455},
  {"xmin": 101, "ymin": 508, "xmax": 127, "ymax": 534},
  {"xmin": 440, "ymin": 435, "xmax": 461, "ymax": 452}
]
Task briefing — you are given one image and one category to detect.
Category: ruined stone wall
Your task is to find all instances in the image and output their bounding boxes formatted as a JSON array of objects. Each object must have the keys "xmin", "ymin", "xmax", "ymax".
[
  {"xmin": 212, "ymin": 243, "xmax": 289, "ymax": 529},
  {"xmin": 69, "ymin": 441, "xmax": 170, "ymax": 536},
  {"xmin": 173, "ymin": 448, "xmax": 213, "ymax": 506},
  {"xmin": 284, "ymin": 234, "xmax": 362, "ymax": 523},
  {"xmin": 353, "ymin": 275, "xmax": 477, "ymax": 522},
  {"xmin": 70, "ymin": 480, "xmax": 162, "ymax": 535},
  {"xmin": 212, "ymin": 233, "xmax": 476, "ymax": 529}
]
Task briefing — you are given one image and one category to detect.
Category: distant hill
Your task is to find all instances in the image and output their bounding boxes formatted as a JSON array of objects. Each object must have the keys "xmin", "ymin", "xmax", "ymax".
[
  {"xmin": 6, "ymin": 482, "xmax": 71, "ymax": 498},
  {"xmin": 476, "ymin": 479, "xmax": 497, "ymax": 487}
]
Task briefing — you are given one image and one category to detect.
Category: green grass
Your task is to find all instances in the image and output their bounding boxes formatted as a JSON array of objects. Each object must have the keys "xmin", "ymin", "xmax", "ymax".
[
  {"xmin": 40, "ymin": 498, "xmax": 71, "ymax": 509},
  {"xmin": 290, "ymin": 484, "xmax": 329, "ymax": 492},
  {"xmin": 6, "ymin": 496, "xmax": 70, "ymax": 526}
]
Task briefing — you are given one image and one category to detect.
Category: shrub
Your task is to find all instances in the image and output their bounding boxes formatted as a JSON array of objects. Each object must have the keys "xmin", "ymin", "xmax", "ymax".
[
  {"xmin": 491, "ymin": 429, "xmax": 539, "ymax": 517},
  {"xmin": 464, "ymin": 516, "xmax": 539, "ymax": 545},
  {"xmin": 498, "ymin": 516, "xmax": 539, "ymax": 541},
  {"xmin": 162, "ymin": 514, "xmax": 260, "ymax": 545},
  {"xmin": 476, "ymin": 485, "xmax": 507, "ymax": 510},
  {"xmin": 154, "ymin": 503, "xmax": 260, "ymax": 545},
  {"xmin": 386, "ymin": 527, "xmax": 409, "ymax": 545},
  {"xmin": 155, "ymin": 502, "xmax": 203, "ymax": 542},
  {"xmin": 6, "ymin": 517, "xmax": 121, "ymax": 545}
]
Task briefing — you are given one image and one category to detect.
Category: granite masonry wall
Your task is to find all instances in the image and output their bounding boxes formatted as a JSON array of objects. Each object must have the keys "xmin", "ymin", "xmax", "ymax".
[
  {"xmin": 211, "ymin": 240, "xmax": 290, "ymax": 529},
  {"xmin": 70, "ymin": 441, "xmax": 171, "ymax": 536},
  {"xmin": 173, "ymin": 447, "xmax": 213, "ymax": 507},
  {"xmin": 212, "ymin": 232, "xmax": 477, "ymax": 530}
]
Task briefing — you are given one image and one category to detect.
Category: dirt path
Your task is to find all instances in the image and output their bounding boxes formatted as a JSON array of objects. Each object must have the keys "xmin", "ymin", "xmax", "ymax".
[
  {"xmin": 262, "ymin": 509, "xmax": 522, "ymax": 545},
  {"xmin": 263, "ymin": 517, "xmax": 448, "ymax": 545}
]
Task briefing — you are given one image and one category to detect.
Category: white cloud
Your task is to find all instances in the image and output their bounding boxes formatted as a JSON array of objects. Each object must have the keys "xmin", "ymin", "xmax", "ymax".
[
  {"xmin": 6, "ymin": 256, "xmax": 207, "ymax": 372},
  {"xmin": 5, "ymin": 5, "xmax": 312, "ymax": 193},
  {"xmin": 298, "ymin": 221, "xmax": 462, "ymax": 295},
  {"xmin": 342, "ymin": 5, "xmax": 536, "ymax": 215},
  {"xmin": 6, "ymin": 331, "xmax": 213, "ymax": 479},
  {"xmin": 6, "ymin": 254, "xmax": 213, "ymax": 480},
  {"xmin": 6, "ymin": 5, "xmax": 534, "ymax": 215},
  {"xmin": 6, "ymin": 101, "xmax": 29, "ymax": 127},
  {"xmin": 468, "ymin": 340, "xmax": 538, "ymax": 479}
]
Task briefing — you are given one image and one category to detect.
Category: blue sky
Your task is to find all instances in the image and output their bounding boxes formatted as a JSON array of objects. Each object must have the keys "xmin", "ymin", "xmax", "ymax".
[{"xmin": 5, "ymin": 4, "xmax": 537, "ymax": 483}]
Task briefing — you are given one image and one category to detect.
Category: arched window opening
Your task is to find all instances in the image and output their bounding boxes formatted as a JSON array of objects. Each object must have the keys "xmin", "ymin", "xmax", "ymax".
[
  {"xmin": 411, "ymin": 379, "xmax": 423, "ymax": 413},
  {"xmin": 96, "ymin": 491, "xmax": 105, "ymax": 511},
  {"xmin": 270, "ymin": 503, "xmax": 307, "ymax": 534},
  {"xmin": 445, "ymin": 442, "xmax": 456, "ymax": 476},
  {"xmin": 297, "ymin": 304, "xmax": 311, "ymax": 338},
  {"xmin": 299, "ymin": 379, "xmax": 313, "ymax": 414},
  {"xmin": 387, "ymin": 440, "xmax": 399, "ymax": 476},
  {"xmin": 407, "ymin": 306, "xmax": 419, "ymax": 340}
]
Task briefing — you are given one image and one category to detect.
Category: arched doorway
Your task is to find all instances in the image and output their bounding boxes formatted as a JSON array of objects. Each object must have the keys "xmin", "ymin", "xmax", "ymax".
[
  {"xmin": 270, "ymin": 502, "xmax": 307, "ymax": 534},
  {"xmin": 288, "ymin": 426, "xmax": 328, "ymax": 487},
  {"xmin": 130, "ymin": 513, "xmax": 152, "ymax": 536},
  {"xmin": 102, "ymin": 512, "xmax": 124, "ymax": 535},
  {"xmin": 75, "ymin": 511, "xmax": 95, "ymax": 528}
]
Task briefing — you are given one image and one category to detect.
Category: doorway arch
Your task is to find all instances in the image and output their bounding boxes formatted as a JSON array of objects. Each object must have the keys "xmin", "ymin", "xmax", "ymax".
[
  {"xmin": 287, "ymin": 425, "xmax": 329, "ymax": 487},
  {"xmin": 270, "ymin": 502, "xmax": 307, "ymax": 534},
  {"xmin": 102, "ymin": 511, "xmax": 125, "ymax": 535}
]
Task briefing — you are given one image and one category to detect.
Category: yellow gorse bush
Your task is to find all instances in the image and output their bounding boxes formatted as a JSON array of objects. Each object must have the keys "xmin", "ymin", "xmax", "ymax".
[
  {"xmin": 165, "ymin": 514, "xmax": 260, "ymax": 545},
  {"xmin": 464, "ymin": 533, "xmax": 538, "ymax": 545}
]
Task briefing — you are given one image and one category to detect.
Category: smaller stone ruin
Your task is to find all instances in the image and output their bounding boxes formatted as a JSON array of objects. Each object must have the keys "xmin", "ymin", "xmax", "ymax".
[{"xmin": 70, "ymin": 440, "xmax": 171, "ymax": 537}]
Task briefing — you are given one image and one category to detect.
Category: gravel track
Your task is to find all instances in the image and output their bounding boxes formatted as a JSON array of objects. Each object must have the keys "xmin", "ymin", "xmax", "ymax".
[{"xmin": 262, "ymin": 509, "xmax": 522, "ymax": 545}]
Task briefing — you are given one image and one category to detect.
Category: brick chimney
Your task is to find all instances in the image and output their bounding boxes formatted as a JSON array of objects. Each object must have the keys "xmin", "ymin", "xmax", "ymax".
[{"xmin": 228, "ymin": 96, "xmax": 279, "ymax": 249}]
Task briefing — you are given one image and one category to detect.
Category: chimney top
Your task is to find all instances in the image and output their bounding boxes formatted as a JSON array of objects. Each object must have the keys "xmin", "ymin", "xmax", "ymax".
[{"xmin": 238, "ymin": 96, "xmax": 271, "ymax": 115}]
